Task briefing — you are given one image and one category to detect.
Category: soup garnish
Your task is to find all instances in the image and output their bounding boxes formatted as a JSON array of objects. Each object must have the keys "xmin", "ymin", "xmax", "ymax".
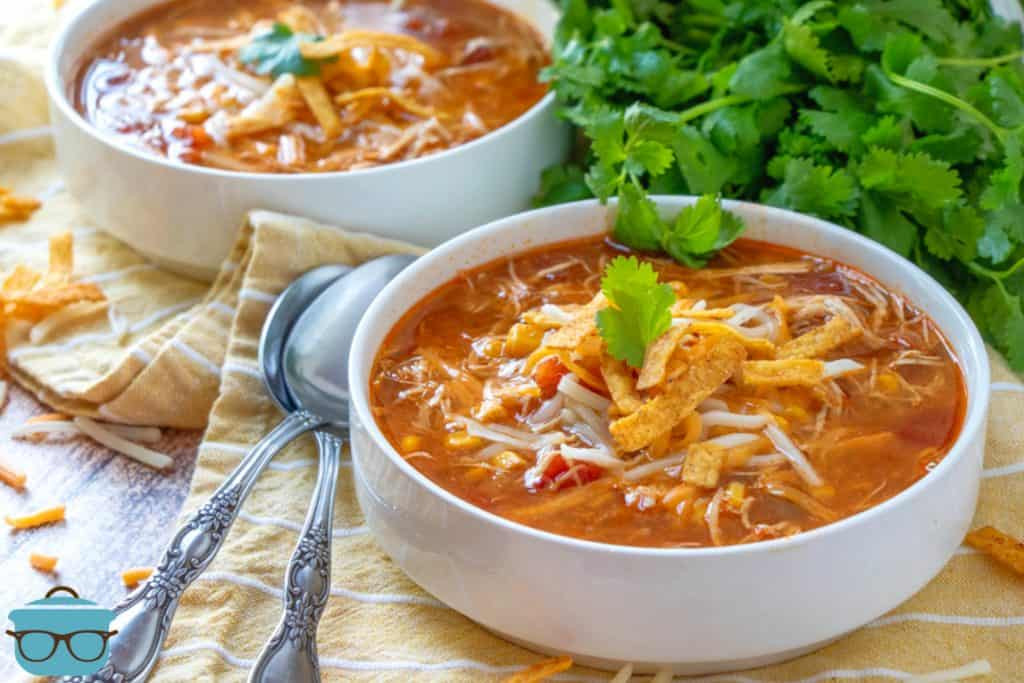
[
  {"xmin": 75, "ymin": 0, "xmax": 549, "ymax": 173},
  {"xmin": 369, "ymin": 206, "xmax": 965, "ymax": 548}
]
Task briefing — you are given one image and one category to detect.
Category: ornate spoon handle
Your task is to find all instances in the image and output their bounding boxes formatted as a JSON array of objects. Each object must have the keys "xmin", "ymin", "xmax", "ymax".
[
  {"xmin": 76, "ymin": 410, "xmax": 327, "ymax": 683},
  {"xmin": 248, "ymin": 430, "xmax": 343, "ymax": 683}
]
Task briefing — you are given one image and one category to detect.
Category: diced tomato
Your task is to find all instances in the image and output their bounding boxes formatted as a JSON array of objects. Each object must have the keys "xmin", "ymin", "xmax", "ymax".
[
  {"xmin": 186, "ymin": 124, "xmax": 213, "ymax": 149},
  {"xmin": 524, "ymin": 453, "xmax": 567, "ymax": 491},
  {"xmin": 553, "ymin": 463, "xmax": 603, "ymax": 491},
  {"xmin": 532, "ymin": 356, "xmax": 569, "ymax": 398}
]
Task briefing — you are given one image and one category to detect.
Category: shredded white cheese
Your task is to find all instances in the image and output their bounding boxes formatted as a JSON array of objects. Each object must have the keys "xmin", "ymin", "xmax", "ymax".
[
  {"xmin": 73, "ymin": 417, "xmax": 173, "ymax": 469},
  {"xmin": 764, "ymin": 423, "xmax": 823, "ymax": 487}
]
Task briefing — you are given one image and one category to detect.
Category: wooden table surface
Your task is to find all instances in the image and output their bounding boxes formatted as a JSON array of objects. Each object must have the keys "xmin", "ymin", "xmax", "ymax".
[{"xmin": 0, "ymin": 381, "xmax": 200, "ymax": 679}]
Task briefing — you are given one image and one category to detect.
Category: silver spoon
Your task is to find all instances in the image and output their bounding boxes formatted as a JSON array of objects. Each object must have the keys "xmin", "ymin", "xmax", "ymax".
[
  {"xmin": 248, "ymin": 253, "xmax": 416, "ymax": 683},
  {"xmin": 79, "ymin": 265, "xmax": 350, "ymax": 683}
]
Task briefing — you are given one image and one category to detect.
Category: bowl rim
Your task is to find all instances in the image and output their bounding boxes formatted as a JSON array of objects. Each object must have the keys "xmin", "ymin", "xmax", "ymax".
[
  {"xmin": 349, "ymin": 196, "xmax": 991, "ymax": 558},
  {"xmin": 44, "ymin": 0, "xmax": 559, "ymax": 181}
]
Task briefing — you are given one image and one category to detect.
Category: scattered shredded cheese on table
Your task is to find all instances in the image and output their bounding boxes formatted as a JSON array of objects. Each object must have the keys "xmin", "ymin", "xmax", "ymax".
[{"xmin": 5, "ymin": 504, "xmax": 65, "ymax": 529}]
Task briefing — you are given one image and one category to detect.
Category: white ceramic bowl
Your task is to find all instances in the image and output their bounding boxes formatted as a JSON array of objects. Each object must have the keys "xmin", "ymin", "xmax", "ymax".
[
  {"xmin": 45, "ymin": 0, "xmax": 568, "ymax": 280},
  {"xmin": 348, "ymin": 197, "xmax": 991, "ymax": 675}
]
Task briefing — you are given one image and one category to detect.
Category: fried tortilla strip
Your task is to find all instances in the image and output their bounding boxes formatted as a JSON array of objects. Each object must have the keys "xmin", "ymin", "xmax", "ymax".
[
  {"xmin": 637, "ymin": 323, "xmax": 687, "ymax": 390},
  {"xmin": 502, "ymin": 656, "xmax": 574, "ymax": 683},
  {"xmin": 600, "ymin": 353, "xmax": 643, "ymax": 414},
  {"xmin": 778, "ymin": 315, "xmax": 861, "ymax": 359},
  {"xmin": 278, "ymin": 5, "xmax": 324, "ymax": 33},
  {"xmin": 688, "ymin": 320, "xmax": 776, "ymax": 358},
  {"xmin": 739, "ymin": 359, "xmax": 825, "ymax": 388},
  {"xmin": 0, "ymin": 187, "xmax": 42, "ymax": 225},
  {"xmin": 296, "ymin": 77, "xmax": 343, "ymax": 139},
  {"xmin": 46, "ymin": 231, "xmax": 73, "ymax": 285},
  {"xmin": 545, "ymin": 293, "xmax": 606, "ymax": 349},
  {"xmin": 611, "ymin": 336, "xmax": 746, "ymax": 452},
  {"xmin": 5, "ymin": 283, "xmax": 106, "ymax": 322},
  {"xmin": 2, "ymin": 265, "xmax": 42, "ymax": 296},
  {"xmin": 335, "ymin": 87, "xmax": 436, "ymax": 118},
  {"xmin": 965, "ymin": 526, "xmax": 1024, "ymax": 576},
  {"xmin": 302, "ymin": 30, "xmax": 446, "ymax": 68},
  {"xmin": 682, "ymin": 441, "xmax": 726, "ymax": 488},
  {"xmin": 225, "ymin": 74, "xmax": 303, "ymax": 138}
]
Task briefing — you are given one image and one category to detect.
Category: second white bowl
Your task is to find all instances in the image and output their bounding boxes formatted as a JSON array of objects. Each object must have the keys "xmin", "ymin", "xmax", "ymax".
[{"xmin": 45, "ymin": 0, "xmax": 568, "ymax": 280}]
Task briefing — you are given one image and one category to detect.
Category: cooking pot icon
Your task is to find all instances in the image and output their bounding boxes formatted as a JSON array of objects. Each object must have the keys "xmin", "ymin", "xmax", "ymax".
[{"xmin": 6, "ymin": 586, "xmax": 117, "ymax": 675}]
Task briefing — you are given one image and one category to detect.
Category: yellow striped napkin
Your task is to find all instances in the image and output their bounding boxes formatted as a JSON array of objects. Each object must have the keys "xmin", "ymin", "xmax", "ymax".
[{"xmin": 3, "ymin": 1, "xmax": 1024, "ymax": 680}]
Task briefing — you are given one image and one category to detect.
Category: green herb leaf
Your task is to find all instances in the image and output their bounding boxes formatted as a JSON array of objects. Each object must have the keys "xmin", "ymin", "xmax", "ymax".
[
  {"xmin": 596, "ymin": 256, "xmax": 675, "ymax": 368},
  {"xmin": 661, "ymin": 195, "xmax": 745, "ymax": 267},
  {"xmin": 238, "ymin": 23, "xmax": 330, "ymax": 78},
  {"xmin": 541, "ymin": 0, "xmax": 1024, "ymax": 367}
]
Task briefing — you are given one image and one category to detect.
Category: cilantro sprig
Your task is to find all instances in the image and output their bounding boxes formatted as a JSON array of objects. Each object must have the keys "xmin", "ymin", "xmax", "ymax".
[
  {"xmin": 596, "ymin": 256, "xmax": 675, "ymax": 368},
  {"xmin": 238, "ymin": 23, "xmax": 332, "ymax": 78},
  {"xmin": 539, "ymin": 0, "xmax": 1024, "ymax": 370}
]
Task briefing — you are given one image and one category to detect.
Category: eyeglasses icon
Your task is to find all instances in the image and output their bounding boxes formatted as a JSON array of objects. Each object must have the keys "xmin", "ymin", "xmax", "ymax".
[{"xmin": 5, "ymin": 629, "xmax": 118, "ymax": 663}]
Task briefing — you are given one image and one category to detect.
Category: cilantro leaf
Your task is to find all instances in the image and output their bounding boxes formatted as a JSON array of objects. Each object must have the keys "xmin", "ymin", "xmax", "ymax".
[
  {"xmin": 238, "ymin": 23, "xmax": 330, "ymax": 78},
  {"xmin": 614, "ymin": 183, "xmax": 665, "ymax": 252},
  {"xmin": 661, "ymin": 195, "xmax": 745, "ymax": 268},
  {"xmin": 534, "ymin": 164, "xmax": 593, "ymax": 207},
  {"xmin": 596, "ymin": 256, "xmax": 675, "ymax": 368},
  {"xmin": 761, "ymin": 157, "xmax": 860, "ymax": 219},
  {"xmin": 857, "ymin": 147, "xmax": 962, "ymax": 209},
  {"xmin": 541, "ymin": 0, "xmax": 1024, "ymax": 369}
]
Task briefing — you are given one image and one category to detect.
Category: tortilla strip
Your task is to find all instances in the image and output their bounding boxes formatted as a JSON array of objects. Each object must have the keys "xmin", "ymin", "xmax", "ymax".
[
  {"xmin": 224, "ymin": 74, "xmax": 303, "ymax": 138},
  {"xmin": 5, "ymin": 283, "xmax": 106, "ymax": 322},
  {"xmin": 301, "ymin": 30, "xmax": 446, "ymax": 68},
  {"xmin": 636, "ymin": 323, "xmax": 687, "ymax": 390},
  {"xmin": 278, "ymin": 5, "xmax": 324, "ymax": 34},
  {"xmin": 2, "ymin": 265, "xmax": 41, "ymax": 296},
  {"xmin": 544, "ymin": 293, "xmax": 606, "ymax": 349},
  {"xmin": 335, "ymin": 87, "xmax": 436, "ymax": 118},
  {"xmin": 611, "ymin": 336, "xmax": 746, "ymax": 452},
  {"xmin": 688, "ymin": 320, "xmax": 776, "ymax": 357},
  {"xmin": 296, "ymin": 77, "xmax": 343, "ymax": 139},
  {"xmin": 0, "ymin": 187, "xmax": 42, "ymax": 225},
  {"xmin": 682, "ymin": 441, "xmax": 725, "ymax": 488},
  {"xmin": 46, "ymin": 231, "xmax": 73, "ymax": 285},
  {"xmin": 738, "ymin": 359, "xmax": 824, "ymax": 388},
  {"xmin": 965, "ymin": 526, "xmax": 1024, "ymax": 576},
  {"xmin": 600, "ymin": 354, "xmax": 643, "ymax": 414},
  {"xmin": 778, "ymin": 315, "xmax": 861, "ymax": 359}
]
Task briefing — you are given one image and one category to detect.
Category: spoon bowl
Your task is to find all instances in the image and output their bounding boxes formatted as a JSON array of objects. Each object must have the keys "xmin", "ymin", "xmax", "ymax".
[
  {"xmin": 283, "ymin": 254, "xmax": 418, "ymax": 424},
  {"xmin": 258, "ymin": 264, "xmax": 352, "ymax": 413}
]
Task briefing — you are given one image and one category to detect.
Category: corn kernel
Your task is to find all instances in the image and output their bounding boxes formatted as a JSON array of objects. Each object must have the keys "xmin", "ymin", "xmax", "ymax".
[
  {"xmin": 179, "ymin": 107, "xmax": 210, "ymax": 124},
  {"xmin": 726, "ymin": 482, "xmax": 746, "ymax": 508},
  {"xmin": 480, "ymin": 338, "xmax": 504, "ymax": 357},
  {"xmin": 445, "ymin": 430, "xmax": 484, "ymax": 450},
  {"xmin": 491, "ymin": 450, "xmax": 526, "ymax": 469},
  {"xmin": 783, "ymin": 403, "xmax": 809, "ymax": 422},
  {"xmin": 877, "ymin": 371, "xmax": 901, "ymax": 393},
  {"xmin": 464, "ymin": 467, "xmax": 490, "ymax": 483},
  {"xmin": 812, "ymin": 484, "xmax": 836, "ymax": 500},
  {"xmin": 505, "ymin": 323, "xmax": 545, "ymax": 357},
  {"xmin": 400, "ymin": 435, "xmax": 422, "ymax": 452}
]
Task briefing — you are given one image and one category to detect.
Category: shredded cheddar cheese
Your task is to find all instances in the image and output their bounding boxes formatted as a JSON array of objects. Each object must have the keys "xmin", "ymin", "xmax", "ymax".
[
  {"xmin": 0, "ymin": 463, "xmax": 27, "ymax": 490},
  {"xmin": 5, "ymin": 504, "xmax": 65, "ymax": 529},
  {"xmin": 29, "ymin": 552, "xmax": 58, "ymax": 572},
  {"xmin": 122, "ymin": 566, "xmax": 155, "ymax": 588}
]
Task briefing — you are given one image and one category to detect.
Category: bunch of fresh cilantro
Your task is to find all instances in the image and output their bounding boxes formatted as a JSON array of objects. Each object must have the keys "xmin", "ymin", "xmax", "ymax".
[{"xmin": 537, "ymin": 0, "xmax": 1024, "ymax": 369}]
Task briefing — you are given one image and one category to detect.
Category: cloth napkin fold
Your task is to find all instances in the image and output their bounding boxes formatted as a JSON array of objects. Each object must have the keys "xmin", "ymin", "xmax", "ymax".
[{"xmin": 3, "ymin": 1, "xmax": 1024, "ymax": 679}]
